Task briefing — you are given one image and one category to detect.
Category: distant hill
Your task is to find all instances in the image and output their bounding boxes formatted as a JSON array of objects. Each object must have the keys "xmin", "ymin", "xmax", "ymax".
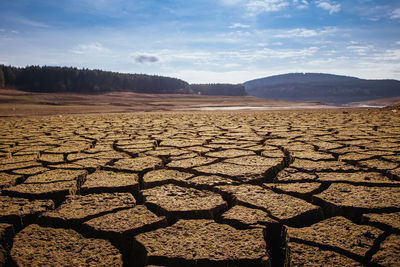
[{"xmin": 243, "ymin": 73, "xmax": 400, "ymax": 105}]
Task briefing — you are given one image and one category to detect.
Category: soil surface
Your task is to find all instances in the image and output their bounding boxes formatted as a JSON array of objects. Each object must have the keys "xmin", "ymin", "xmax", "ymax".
[
  {"xmin": 0, "ymin": 108, "xmax": 399, "ymax": 266},
  {"xmin": 0, "ymin": 89, "xmax": 327, "ymax": 117}
]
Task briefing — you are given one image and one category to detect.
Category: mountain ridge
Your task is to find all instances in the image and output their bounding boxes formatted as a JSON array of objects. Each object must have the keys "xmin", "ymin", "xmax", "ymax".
[{"xmin": 243, "ymin": 73, "xmax": 400, "ymax": 105}]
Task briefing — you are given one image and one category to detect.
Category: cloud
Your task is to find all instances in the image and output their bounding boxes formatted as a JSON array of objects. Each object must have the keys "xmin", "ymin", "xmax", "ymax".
[
  {"xmin": 219, "ymin": 0, "xmax": 289, "ymax": 16},
  {"xmin": 273, "ymin": 27, "xmax": 337, "ymax": 38},
  {"xmin": 66, "ymin": 0, "xmax": 137, "ymax": 17},
  {"xmin": 377, "ymin": 49, "xmax": 400, "ymax": 61},
  {"xmin": 275, "ymin": 28, "xmax": 318, "ymax": 38},
  {"xmin": 132, "ymin": 46, "xmax": 319, "ymax": 71},
  {"xmin": 346, "ymin": 45, "xmax": 373, "ymax": 56},
  {"xmin": 391, "ymin": 8, "xmax": 400, "ymax": 19},
  {"xmin": 220, "ymin": 0, "xmax": 243, "ymax": 5},
  {"xmin": 316, "ymin": 1, "xmax": 341, "ymax": 14},
  {"xmin": 256, "ymin": 46, "xmax": 319, "ymax": 59},
  {"xmin": 223, "ymin": 63, "xmax": 242, "ymax": 68},
  {"xmin": 71, "ymin": 43, "xmax": 108, "ymax": 54},
  {"xmin": 246, "ymin": 0, "xmax": 289, "ymax": 16},
  {"xmin": 293, "ymin": 0, "xmax": 309, "ymax": 9},
  {"xmin": 9, "ymin": 16, "xmax": 52, "ymax": 28},
  {"xmin": 133, "ymin": 55, "xmax": 159, "ymax": 64},
  {"xmin": 229, "ymin": 23, "xmax": 251, "ymax": 29}
]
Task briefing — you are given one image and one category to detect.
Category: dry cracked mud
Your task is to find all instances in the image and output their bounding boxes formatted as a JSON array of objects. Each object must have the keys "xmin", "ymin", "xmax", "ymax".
[{"xmin": 0, "ymin": 109, "xmax": 399, "ymax": 266}]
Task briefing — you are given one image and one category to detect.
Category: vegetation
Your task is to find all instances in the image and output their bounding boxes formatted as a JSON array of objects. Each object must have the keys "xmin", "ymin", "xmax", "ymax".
[
  {"xmin": 0, "ymin": 65, "xmax": 248, "ymax": 96},
  {"xmin": 0, "ymin": 67, "xmax": 5, "ymax": 89},
  {"xmin": 190, "ymin": 84, "xmax": 246, "ymax": 96},
  {"xmin": 0, "ymin": 65, "xmax": 191, "ymax": 94}
]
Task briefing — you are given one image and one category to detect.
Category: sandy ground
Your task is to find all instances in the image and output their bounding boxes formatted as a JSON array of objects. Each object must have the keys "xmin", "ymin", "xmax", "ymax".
[{"xmin": 0, "ymin": 89, "xmax": 330, "ymax": 117}]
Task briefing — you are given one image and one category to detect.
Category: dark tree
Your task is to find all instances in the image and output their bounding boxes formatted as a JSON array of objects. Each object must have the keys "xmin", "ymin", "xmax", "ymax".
[
  {"xmin": 0, "ymin": 65, "xmax": 192, "ymax": 95},
  {"xmin": 190, "ymin": 84, "xmax": 247, "ymax": 96},
  {"xmin": 0, "ymin": 66, "xmax": 4, "ymax": 89}
]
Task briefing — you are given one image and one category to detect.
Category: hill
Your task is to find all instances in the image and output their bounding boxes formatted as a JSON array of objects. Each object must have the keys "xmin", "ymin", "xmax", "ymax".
[
  {"xmin": 0, "ymin": 65, "xmax": 247, "ymax": 96},
  {"xmin": 0, "ymin": 65, "xmax": 191, "ymax": 94},
  {"xmin": 243, "ymin": 73, "xmax": 400, "ymax": 105}
]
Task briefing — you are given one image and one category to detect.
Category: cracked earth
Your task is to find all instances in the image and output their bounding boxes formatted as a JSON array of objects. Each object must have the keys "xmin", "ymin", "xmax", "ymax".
[{"xmin": 0, "ymin": 109, "xmax": 399, "ymax": 266}]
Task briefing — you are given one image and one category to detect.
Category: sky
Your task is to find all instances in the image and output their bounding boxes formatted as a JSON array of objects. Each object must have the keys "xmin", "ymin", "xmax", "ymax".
[{"xmin": 0, "ymin": 0, "xmax": 400, "ymax": 84}]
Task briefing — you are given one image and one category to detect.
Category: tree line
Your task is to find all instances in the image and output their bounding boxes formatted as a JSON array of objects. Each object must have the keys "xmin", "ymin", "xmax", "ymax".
[
  {"xmin": 0, "ymin": 65, "xmax": 191, "ymax": 94},
  {"xmin": 190, "ymin": 83, "xmax": 246, "ymax": 96},
  {"xmin": 0, "ymin": 65, "xmax": 247, "ymax": 96}
]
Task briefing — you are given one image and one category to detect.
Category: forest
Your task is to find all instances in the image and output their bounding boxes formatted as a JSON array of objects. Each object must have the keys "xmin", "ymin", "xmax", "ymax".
[
  {"xmin": 0, "ymin": 65, "xmax": 246, "ymax": 96},
  {"xmin": 0, "ymin": 65, "xmax": 191, "ymax": 94},
  {"xmin": 190, "ymin": 83, "xmax": 247, "ymax": 96}
]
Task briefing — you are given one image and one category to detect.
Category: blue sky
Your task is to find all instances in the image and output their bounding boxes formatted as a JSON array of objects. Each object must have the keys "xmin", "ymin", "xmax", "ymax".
[{"xmin": 0, "ymin": 0, "xmax": 399, "ymax": 83}]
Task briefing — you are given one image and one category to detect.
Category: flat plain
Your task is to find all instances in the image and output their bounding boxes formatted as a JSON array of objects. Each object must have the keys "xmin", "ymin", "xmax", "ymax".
[
  {"xmin": 0, "ymin": 108, "xmax": 399, "ymax": 266},
  {"xmin": 0, "ymin": 89, "xmax": 326, "ymax": 117}
]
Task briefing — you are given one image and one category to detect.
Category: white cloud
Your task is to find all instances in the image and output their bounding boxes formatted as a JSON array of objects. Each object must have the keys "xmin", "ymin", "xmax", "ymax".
[
  {"xmin": 306, "ymin": 58, "xmax": 336, "ymax": 66},
  {"xmin": 71, "ymin": 42, "xmax": 109, "ymax": 55},
  {"xmin": 377, "ymin": 49, "xmax": 400, "ymax": 61},
  {"xmin": 219, "ymin": 0, "xmax": 244, "ymax": 5},
  {"xmin": 391, "ymin": 8, "xmax": 400, "ymax": 19},
  {"xmin": 275, "ymin": 28, "xmax": 318, "ymax": 38},
  {"xmin": 223, "ymin": 63, "xmax": 242, "ymax": 68},
  {"xmin": 215, "ymin": 47, "xmax": 319, "ymax": 61},
  {"xmin": 396, "ymin": 41, "xmax": 400, "ymax": 45},
  {"xmin": 293, "ymin": 0, "xmax": 309, "ymax": 9},
  {"xmin": 134, "ymin": 46, "xmax": 319, "ymax": 72},
  {"xmin": 229, "ymin": 23, "xmax": 251, "ymax": 29},
  {"xmin": 293, "ymin": 0, "xmax": 308, "ymax": 4},
  {"xmin": 346, "ymin": 45, "xmax": 373, "ymax": 56},
  {"xmin": 316, "ymin": 1, "xmax": 341, "ymax": 14},
  {"xmin": 246, "ymin": 0, "xmax": 289, "ymax": 16},
  {"xmin": 258, "ymin": 46, "xmax": 319, "ymax": 59},
  {"xmin": 234, "ymin": 31, "xmax": 252, "ymax": 37},
  {"xmin": 216, "ymin": 30, "xmax": 254, "ymax": 44},
  {"xmin": 273, "ymin": 27, "xmax": 337, "ymax": 38},
  {"xmin": 367, "ymin": 17, "xmax": 380, "ymax": 22},
  {"xmin": 220, "ymin": 0, "xmax": 289, "ymax": 16}
]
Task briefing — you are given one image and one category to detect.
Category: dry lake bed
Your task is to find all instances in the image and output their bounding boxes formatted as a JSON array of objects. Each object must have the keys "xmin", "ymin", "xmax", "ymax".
[{"xmin": 0, "ymin": 109, "xmax": 399, "ymax": 266}]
